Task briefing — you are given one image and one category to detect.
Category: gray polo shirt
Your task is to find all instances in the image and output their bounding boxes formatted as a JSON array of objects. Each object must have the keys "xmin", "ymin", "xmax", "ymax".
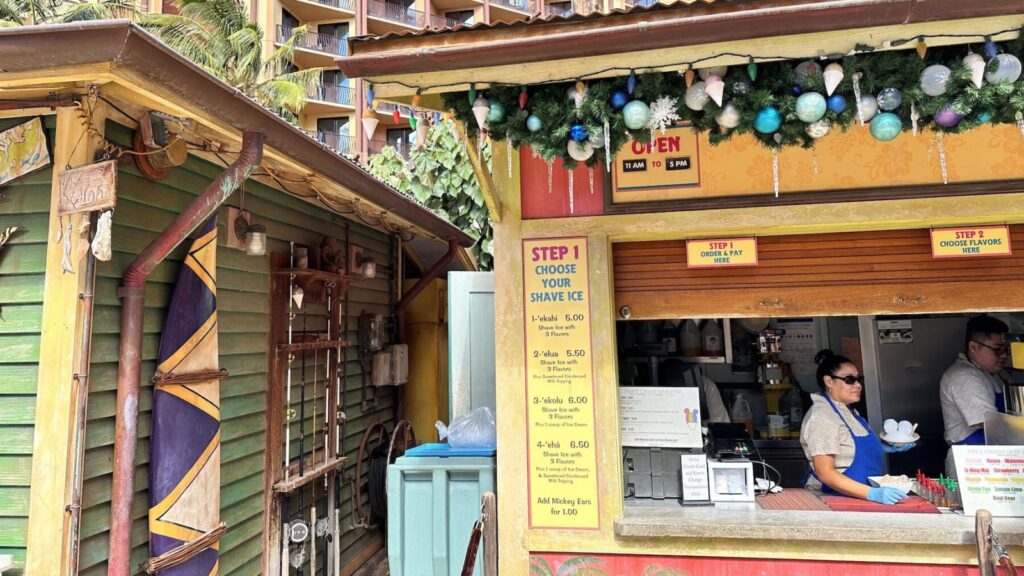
[{"xmin": 939, "ymin": 354, "xmax": 1002, "ymax": 445}]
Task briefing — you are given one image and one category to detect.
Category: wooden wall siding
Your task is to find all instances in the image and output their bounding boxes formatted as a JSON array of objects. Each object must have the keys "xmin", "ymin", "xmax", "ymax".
[
  {"xmin": 0, "ymin": 116, "xmax": 54, "ymax": 576},
  {"xmin": 78, "ymin": 121, "xmax": 395, "ymax": 575},
  {"xmin": 613, "ymin": 227, "xmax": 1024, "ymax": 318}
]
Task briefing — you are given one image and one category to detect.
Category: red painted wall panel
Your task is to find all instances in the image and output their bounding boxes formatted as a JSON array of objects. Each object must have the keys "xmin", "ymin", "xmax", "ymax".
[
  {"xmin": 520, "ymin": 147, "xmax": 605, "ymax": 220},
  {"xmin": 531, "ymin": 552, "xmax": 993, "ymax": 576}
]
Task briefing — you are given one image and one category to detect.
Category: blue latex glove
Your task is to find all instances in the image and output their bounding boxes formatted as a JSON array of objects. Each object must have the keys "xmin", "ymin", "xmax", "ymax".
[
  {"xmin": 883, "ymin": 442, "xmax": 916, "ymax": 453},
  {"xmin": 867, "ymin": 486, "xmax": 907, "ymax": 505}
]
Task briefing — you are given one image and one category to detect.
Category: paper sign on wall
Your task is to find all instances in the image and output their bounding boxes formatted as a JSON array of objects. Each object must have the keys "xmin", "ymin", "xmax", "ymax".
[
  {"xmin": 680, "ymin": 454, "xmax": 710, "ymax": 501},
  {"xmin": 930, "ymin": 226, "xmax": 1012, "ymax": 258},
  {"xmin": 686, "ymin": 237, "xmax": 758, "ymax": 268},
  {"xmin": 952, "ymin": 445, "xmax": 1024, "ymax": 517},
  {"xmin": 619, "ymin": 386, "xmax": 702, "ymax": 448}
]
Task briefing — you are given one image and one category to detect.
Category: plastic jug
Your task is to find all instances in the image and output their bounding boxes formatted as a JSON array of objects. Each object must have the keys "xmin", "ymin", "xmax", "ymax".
[
  {"xmin": 679, "ymin": 319, "xmax": 701, "ymax": 356},
  {"xmin": 731, "ymin": 393, "xmax": 754, "ymax": 437},
  {"xmin": 701, "ymin": 319, "xmax": 724, "ymax": 357}
]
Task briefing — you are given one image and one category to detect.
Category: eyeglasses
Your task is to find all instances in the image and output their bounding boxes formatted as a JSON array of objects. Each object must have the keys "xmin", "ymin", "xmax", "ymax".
[
  {"xmin": 973, "ymin": 341, "xmax": 1010, "ymax": 355},
  {"xmin": 829, "ymin": 374, "xmax": 865, "ymax": 386}
]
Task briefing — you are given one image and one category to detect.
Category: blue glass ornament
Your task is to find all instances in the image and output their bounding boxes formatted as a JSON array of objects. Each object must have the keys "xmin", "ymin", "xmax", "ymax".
[
  {"xmin": 792, "ymin": 86, "xmax": 803, "ymax": 96},
  {"xmin": 754, "ymin": 106, "xmax": 782, "ymax": 134},
  {"xmin": 984, "ymin": 39, "xmax": 999, "ymax": 59},
  {"xmin": 487, "ymin": 99, "xmax": 506, "ymax": 124},
  {"xmin": 366, "ymin": 86, "xmax": 375, "ymax": 106},
  {"xmin": 622, "ymin": 100, "xmax": 651, "ymax": 130},
  {"xmin": 611, "ymin": 89, "xmax": 629, "ymax": 111},
  {"xmin": 627, "ymin": 71, "xmax": 638, "ymax": 95},
  {"xmin": 869, "ymin": 112, "xmax": 902, "ymax": 142},
  {"xmin": 795, "ymin": 92, "xmax": 827, "ymax": 123},
  {"xmin": 526, "ymin": 114, "xmax": 542, "ymax": 133},
  {"xmin": 876, "ymin": 87, "xmax": 902, "ymax": 111},
  {"xmin": 978, "ymin": 113, "xmax": 993, "ymax": 123},
  {"xmin": 827, "ymin": 94, "xmax": 847, "ymax": 114},
  {"xmin": 569, "ymin": 123, "xmax": 588, "ymax": 142}
]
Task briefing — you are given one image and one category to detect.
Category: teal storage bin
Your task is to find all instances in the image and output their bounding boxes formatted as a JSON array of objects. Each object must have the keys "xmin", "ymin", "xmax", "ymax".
[{"xmin": 387, "ymin": 451, "xmax": 496, "ymax": 576}]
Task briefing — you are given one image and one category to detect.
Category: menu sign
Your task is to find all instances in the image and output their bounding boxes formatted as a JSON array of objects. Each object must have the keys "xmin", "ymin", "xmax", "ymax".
[
  {"xmin": 952, "ymin": 445, "xmax": 1024, "ymax": 517},
  {"xmin": 523, "ymin": 237, "xmax": 600, "ymax": 529},
  {"xmin": 930, "ymin": 226, "xmax": 1011, "ymax": 258},
  {"xmin": 686, "ymin": 237, "xmax": 758, "ymax": 268},
  {"xmin": 619, "ymin": 387, "xmax": 702, "ymax": 448}
]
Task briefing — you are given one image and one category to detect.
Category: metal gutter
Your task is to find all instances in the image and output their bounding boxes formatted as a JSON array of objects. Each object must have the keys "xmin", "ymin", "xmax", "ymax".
[
  {"xmin": 107, "ymin": 131, "xmax": 263, "ymax": 576},
  {"xmin": 0, "ymin": 21, "xmax": 474, "ymax": 247},
  {"xmin": 337, "ymin": 0, "xmax": 1024, "ymax": 78}
]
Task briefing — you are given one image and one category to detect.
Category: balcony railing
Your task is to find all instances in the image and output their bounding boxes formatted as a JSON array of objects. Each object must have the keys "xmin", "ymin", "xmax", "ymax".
[
  {"xmin": 374, "ymin": 101, "xmax": 413, "ymax": 118},
  {"xmin": 309, "ymin": 83, "xmax": 355, "ymax": 106},
  {"xmin": 491, "ymin": 0, "xmax": 532, "ymax": 12},
  {"xmin": 292, "ymin": 0, "xmax": 355, "ymax": 11},
  {"xmin": 304, "ymin": 130, "xmax": 353, "ymax": 154},
  {"xmin": 367, "ymin": 0, "xmax": 424, "ymax": 27},
  {"xmin": 278, "ymin": 26, "xmax": 349, "ymax": 56},
  {"xmin": 626, "ymin": 0, "xmax": 656, "ymax": 7},
  {"xmin": 543, "ymin": 4, "xmax": 572, "ymax": 17},
  {"xmin": 369, "ymin": 139, "xmax": 410, "ymax": 158},
  {"xmin": 427, "ymin": 13, "xmax": 460, "ymax": 29}
]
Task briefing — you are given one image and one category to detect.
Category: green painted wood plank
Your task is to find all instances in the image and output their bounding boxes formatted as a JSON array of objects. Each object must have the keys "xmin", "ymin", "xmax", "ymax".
[
  {"xmin": 0, "ymin": 548, "xmax": 25, "ymax": 576},
  {"xmin": 0, "ymin": 244, "xmax": 46, "ymax": 275},
  {"xmin": 0, "ymin": 486, "xmax": 30, "ymax": 516},
  {"xmin": 221, "ymin": 432, "xmax": 265, "ymax": 464},
  {"xmin": 0, "ymin": 214, "xmax": 48, "ymax": 244},
  {"xmin": 84, "ymin": 412, "xmax": 151, "ymax": 452},
  {"xmin": 0, "ymin": 456, "xmax": 31, "ymax": 485},
  {"xmin": 221, "ymin": 373, "xmax": 268, "ymax": 400},
  {"xmin": 221, "ymin": 452, "xmax": 264, "ymax": 486},
  {"xmin": 219, "ymin": 353, "xmax": 266, "ymax": 378},
  {"xmin": 0, "ymin": 304, "xmax": 42, "ymax": 333},
  {"xmin": 0, "ymin": 517, "xmax": 27, "ymax": 547},
  {"xmin": 0, "ymin": 426, "xmax": 33, "ymax": 456},
  {"xmin": 221, "ymin": 473, "xmax": 263, "ymax": 510},
  {"xmin": 0, "ymin": 397, "xmax": 35, "ymax": 425},
  {"xmin": 0, "ymin": 183, "xmax": 51, "ymax": 214},
  {"xmin": 0, "ymin": 365, "xmax": 37, "ymax": 395},
  {"xmin": 0, "ymin": 275, "xmax": 44, "ymax": 305}
]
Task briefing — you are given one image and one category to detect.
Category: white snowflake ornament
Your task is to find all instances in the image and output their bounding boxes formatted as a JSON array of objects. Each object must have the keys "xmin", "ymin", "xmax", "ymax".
[{"xmin": 647, "ymin": 95, "xmax": 681, "ymax": 134}]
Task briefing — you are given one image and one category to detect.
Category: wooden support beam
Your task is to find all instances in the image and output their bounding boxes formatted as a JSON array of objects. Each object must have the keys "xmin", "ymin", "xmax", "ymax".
[
  {"xmin": 465, "ymin": 133, "xmax": 502, "ymax": 223},
  {"xmin": 25, "ymin": 103, "xmax": 105, "ymax": 575}
]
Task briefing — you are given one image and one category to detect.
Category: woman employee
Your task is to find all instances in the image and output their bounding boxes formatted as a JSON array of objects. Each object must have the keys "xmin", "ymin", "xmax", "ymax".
[{"xmin": 800, "ymin": 350, "xmax": 915, "ymax": 505}]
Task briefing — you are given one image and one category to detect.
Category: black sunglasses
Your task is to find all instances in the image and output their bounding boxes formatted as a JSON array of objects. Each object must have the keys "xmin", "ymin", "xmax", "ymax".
[
  {"xmin": 829, "ymin": 373, "xmax": 865, "ymax": 385},
  {"xmin": 973, "ymin": 341, "xmax": 1009, "ymax": 355}
]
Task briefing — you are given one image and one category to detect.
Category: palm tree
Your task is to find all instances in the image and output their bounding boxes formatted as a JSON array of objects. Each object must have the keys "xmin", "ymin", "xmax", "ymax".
[
  {"xmin": 0, "ymin": 0, "xmax": 137, "ymax": 26},
  {"xmin": 142, "ymin": 0, "xmax": 322, "ymax": 119}
]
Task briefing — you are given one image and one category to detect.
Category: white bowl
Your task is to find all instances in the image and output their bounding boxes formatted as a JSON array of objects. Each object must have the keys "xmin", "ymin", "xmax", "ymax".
[
  {"xmin": 868, "ymin": 476, "xmax": 913, "ymax": 494},
  {"xmin": 880, "ymin": 432, "xmax": 919, "ymax": 446}
]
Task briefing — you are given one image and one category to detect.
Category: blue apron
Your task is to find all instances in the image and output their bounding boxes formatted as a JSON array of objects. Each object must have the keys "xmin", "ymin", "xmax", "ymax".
[
  {"xmin": 805, "ymin": 394, "xmax": 884, "ymax": 494},
  {"xmin": 954, "ymin": 391, "xmax": 1005, "ymax": 446}
]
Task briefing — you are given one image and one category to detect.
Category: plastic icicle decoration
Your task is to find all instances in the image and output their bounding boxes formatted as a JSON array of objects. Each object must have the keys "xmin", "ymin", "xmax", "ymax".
[
  {"xmin": 852, "ymin": 72, "xmax": 866, "ymax": 126},
  {"xmin": 936, "ymin": 132, "xmax": 948, "ymax": 185},
  {"xmin": 588, "ymin": 168, "xmax": 594, "ymax": 195},
  {"xmin": 603, "ymin": 119, "xmax": 611, "ymax": 172},
  {"xmin": 812, "ymin": 146, "xmax": 819, "ymax": 176},
  {"xmin": 546, "ymin": 160, "xmax": 553, "ymax": 194},
  {"xmin": 507, "ymin": 141, "xmax": 512, "ymax": 179},
  {"xmin": 1016, "ymin": 111, "xmax": 1024, "ymax": 142},
  {"xmin": 568, "ymin": 169, "xmax": 575, "ymax": 214},
  {"xmin": 772, "ymin": 148, "xmax": 780, "ymax": 198},
  {"xmin": 911, "ymin": 102, "xmax": 920, "ymax": 136}
]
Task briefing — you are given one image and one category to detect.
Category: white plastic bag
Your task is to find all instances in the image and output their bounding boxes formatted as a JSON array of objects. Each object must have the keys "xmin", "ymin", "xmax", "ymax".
[{"xmin": 435, "ymin": 407, "xmax": 496, "ymax": 449}]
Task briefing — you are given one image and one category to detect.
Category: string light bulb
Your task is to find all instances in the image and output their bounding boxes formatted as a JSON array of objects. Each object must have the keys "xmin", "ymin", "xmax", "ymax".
[{"xmin": 916, "ymin": 37, "xmax": 928, "ymax": 59}]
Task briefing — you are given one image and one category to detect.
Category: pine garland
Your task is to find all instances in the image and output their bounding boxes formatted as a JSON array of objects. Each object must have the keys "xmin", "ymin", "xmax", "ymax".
[{"xmin": 441, "ymin": 34, "xmax": 1024, "ymax": 168}]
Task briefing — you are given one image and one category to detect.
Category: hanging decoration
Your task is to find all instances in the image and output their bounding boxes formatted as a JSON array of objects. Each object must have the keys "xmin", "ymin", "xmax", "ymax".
[
  {"xmin": 392, "ymin": 109, "xmax": 401, "ymax": 123},
  {"xmin": 916, "ymin": 38, "xmax": 928, "ymax": 60},
  {"xmin": 92, "ymin": 209, "xmax": 113, "ymax": 261},
  {"xmin": 568, "ymin": 169, "xmax": 575, "ymax": 214},
  {"xmin": 437, "ymin": 30, "xmax": 1024, "ymax": 168},
  {"xmin": 1017, "ymin": 111, "xmax": 1024, "ymax": 142},
  {"xmin": 472, "ymin": 96, "xmax": 490, "ymax": 130},
  {"xmin": 936, "ymin": 131, "xmax": 949, "ymax": 184}
]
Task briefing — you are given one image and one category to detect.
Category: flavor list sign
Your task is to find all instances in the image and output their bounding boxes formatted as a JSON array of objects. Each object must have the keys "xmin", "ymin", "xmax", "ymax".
[
  {"xmin": 523, "ymin": 237, "xmax": 600, "ymax": 529},
  {"xmin": 952, "ymin": 445, "xmax": 1024, "ymax": 517},
  {"xmin": 619, "ymin": 387, "xmax": 702, "ymax": 448},
  {"xmin": 930, "ymin": 225, "xmax": 1012, "ymax": 258},
  {"xmin": 686, "ymin": 237, "xmax": 758, "ymax": 268}
]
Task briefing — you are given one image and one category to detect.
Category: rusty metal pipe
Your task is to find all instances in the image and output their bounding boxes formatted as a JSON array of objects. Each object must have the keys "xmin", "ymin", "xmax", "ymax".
[
  {"xmin": 396, "ymin": 239, "xmax": 458, "ymax": 344},
  {"xmin": 107, "ymin": 130, "xmax": 263, "ymax": 576}
]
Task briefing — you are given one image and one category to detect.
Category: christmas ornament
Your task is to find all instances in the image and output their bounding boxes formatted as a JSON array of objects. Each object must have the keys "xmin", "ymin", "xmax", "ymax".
[
  {"xmin": 366, "ymin": 86, "xmax": 375, "ymax": 107},
  {"xmin": 526, "ymin": 114, "xmax": 542, "ymax": 132},
  {"xmin": 416, "ymin": 116, "xmax": 429, "ymax": 147},
  {"xmin": 936, "ymin": 132, "xmax": 948, "ymax": 184},
  {"xmin": 857, "ymin": 94, "xmax": 878, "ymax": 123},
  {"xmin": 852, "ymin": 71, "xmax": 866, "ymax": 125},
  {"xmin": 412, "ymin": 92, "xmax": 421, "ymax": 108},
  {"xmin": 699, "ymin": 65, "xmax": 727, "ymax": 80},
  {"xmin": 823, "ymin": 63, "xmax": 844, "ymax": 96},
  {"xmin": 588, "ymin": 131, "xmax": 604, "ymax": 148},
  {"xmin": 468, "ymin": 85, "xmax": 477, "ymax": 105},
  {"xmin": 409, "ymin": 116, "xmax": 417, "ymax": 130},
  {"xmin": 603, "ymin": 119, "xmax": 611, "ymax": 171},
  {"xmin": 392, "ymin": 109, "xmax": 401, "ymax": 123},
  {"xmin": 704, "ymin": 75, "xmax": 725, "ymax": 106},
  {"xmin": 963, "ymin": 52, "xmax": 986, "ymax": 89},
  {"xmin": 876, "ymin": 87, "xmax": 902, "ymax": 111},
  {"xmin": 519, "ymin": 87, "xmax": 528, "ymax": 110},
  {"xmin": 794, "ymin": 60, "xmax": 822, "ymax": 88},
  {"xmin": 683, "ymin": 69, "xmax": 695, "ymax": 88},
  {"xmin": 795, "ymin": 92, "xmax": 827, "ymax": 123},
  {"xmin": 826, "ymin": 94, "xmax": 847, "ymax": 114},
  {"xmin": 984, "ymin": 39, "xmax": 999, "ymax": 59},
  {"xmin": 754, "ymin": 106, "xmax": 782, "ymax": 134},
  {"xmin": 1016, "ymin": 111, "xmax": 1024, "ymax": 143},
  {"xmin": 569, "ymin": 123, "xmax": 588, "ymax": 142},
  {"xmin": 647, "ymin": 96, "xmax": 680, "ymax": 134},
  {"xmin": 771, "ymin": 148, "xmax": 780, "ymax": 197},
  {"xmin": 627, "ymin": 71, "xmax": 637, "ymax": 95},
  {"xmin": 567, "ymin": 140, "xmax": 594, "ymax": 162},
  {"xmin": 978, "ymin": 113, "xmax": 993, "ymax": 123},
  {"xmin": 805, "ymin": 118, "xmax": 831, "ymax": 139},
  {"xmin": 731, "ymin": 80, "xmax": 752, "ymax": 95},
  {"xmin": 920, "ymin": 64, "xmax": 951, "ymax": 97},
  {"xmin": 911, "ymin": 101, "xmax": 920, "ymax": 135},
  {"xmin": 611, "ymin": 89, "xmax": 629, "ymax": 111},
  {"xmin": 715, "ymin": 104, "xmax": 741, "ymax": 130},
  {"xmin": 684, "ymin": 82, "xmax": 709, "ymax": 111},
  {"xmin": 623, "ymin": 100, "xmax": 651, "ymax": 130},
  {"xmin": 985, "ymin": 53, "xmax": 1022, "ymax": 84},
  {"xmin": 915, "ymin": 38, "xmax": 928, "ymax": 59},
  {"xmin": 362, "ymin": 114, "xmax": 379, "ymax": 141},
  {"xmin": 567, "ymin": 86, "xmax": 583, "ymax": 109},
  {"xmin": 433, "ymin": 112, "xmax": 442, "ymax": 123},
  {"xmin": 487, "ymin": 99, "xmax": 506, "ymax": 124},
  {"xmin": 869, "ymin": 112, "xmax": 902, "ymax": 141},
  {"xmin": 934, "ymin": 106, "xmax": 964, "ymax": 128},
  {"xmin": 747, "ymin": 59, "xmax": 757, "ymax": 81},
  {"xmin": 792, "ymin": 86, "xmax": 803, "ymax": 96},
  {"xmin": 471, "ymin": 96, "xmax": 490, "ymax": 130}
]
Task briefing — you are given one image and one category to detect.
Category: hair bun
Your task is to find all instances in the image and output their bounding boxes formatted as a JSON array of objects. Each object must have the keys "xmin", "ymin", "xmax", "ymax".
[{"xmin": 814, "ymin": 349, "xmax": 835, "ymax": 365}]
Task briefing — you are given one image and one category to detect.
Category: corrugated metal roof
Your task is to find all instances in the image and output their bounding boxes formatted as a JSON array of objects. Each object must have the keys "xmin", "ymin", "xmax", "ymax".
[{"xmin": 350, "ymin": 0, "xmax": 738, "ymax": 43}]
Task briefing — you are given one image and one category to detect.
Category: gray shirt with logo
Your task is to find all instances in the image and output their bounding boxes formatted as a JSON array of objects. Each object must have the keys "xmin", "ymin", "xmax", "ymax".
[{"xmin": 939, "ymin": 353, "xmax": 1003, "ymax": 477}]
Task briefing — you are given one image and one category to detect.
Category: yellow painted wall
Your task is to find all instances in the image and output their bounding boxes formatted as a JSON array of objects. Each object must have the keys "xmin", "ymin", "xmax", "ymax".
[
  {"xmin": 488, "ymin": 128, "xmax": 1024, "ymax": 573},
  {"xmin": 401, "ymin": 278, "xmax": 449, "ymax": 443}
]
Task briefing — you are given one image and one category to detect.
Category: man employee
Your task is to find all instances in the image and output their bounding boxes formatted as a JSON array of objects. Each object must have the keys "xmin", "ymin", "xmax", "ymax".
[{"xmin": 940, "ymin": 314, "xmax": 1009, "ymax": 478}]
